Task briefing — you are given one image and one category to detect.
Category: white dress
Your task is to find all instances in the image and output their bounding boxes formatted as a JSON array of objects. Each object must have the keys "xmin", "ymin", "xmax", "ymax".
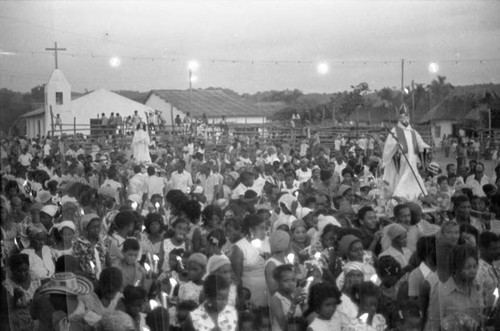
[
  {"xmin": 132, "ymin": 129, "xmax": 151, "ymax": 164},
  {"xmin": 382, "ymin": 122, "xmax": 429, "ymax": 200}
]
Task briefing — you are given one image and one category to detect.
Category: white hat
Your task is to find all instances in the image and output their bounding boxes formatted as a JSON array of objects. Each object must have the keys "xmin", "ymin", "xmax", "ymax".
[
  {"xmin": 36, "ymin": 190, "xmax": 52, "ymax": 204},
  {"xmin": 296, "ymin": 207, "xmax": 313, "ymax": 221},
  {"xmin": 41, "ymin": 204, "xmax": 58, "ymax": 217}
]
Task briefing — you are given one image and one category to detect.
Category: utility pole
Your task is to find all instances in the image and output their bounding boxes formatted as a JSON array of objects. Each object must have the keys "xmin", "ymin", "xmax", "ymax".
[{"xmin": 401, "ymin": 59, "xmax": 405, "ymax": 105}]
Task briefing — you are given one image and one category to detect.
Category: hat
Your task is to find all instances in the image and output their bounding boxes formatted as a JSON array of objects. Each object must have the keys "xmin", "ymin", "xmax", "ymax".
[
  {"xmin": 188, "ymin": 253, "xmax": 208, "ymax": 267},
  {"xmin": 399, "ymin": 103, "xmax": 410, "ymax": 116},
  {"xmin": 339, "ymin": 234, "xmax": 361, "ymax": 258},
  {"xmin": 36, "ymin": 190, "xmax": 52, "ymax": 204},
  {"xmin": 39, "ymin": 272, "xmax": 93, "ymax": 295},
  {"xmin": 98, "ymin": 185, "xmax": 116, "ymax": 199},
  {"xmin": 386, "ymin": 223, "xmax": 407, "ymax": 241},
  {"xmin": 127, "ymin": 194, "xmax": 142, "ymax": 205},
  {"xmin": 270, "ymin": 230, "xmax": 291, "ymax": 254},
  {"xmin": 295, "ymin": 207, "xmax": 313, "ymax": 221},
  {"xmin": 317, "ymin": 215, "xmax": 341, "ymax": 235},
  {"xmin": 207, "ymin": 255, "xmax": 231, "ymax": 275},
  {"xmin": 312, "ymin": 165, "xmax": 321, "ymax": 172},
  {"xmin": 337, "ymin": 184, "xmax": 353, "ymax": 197},
  {"xmin": 81, "ymin": 213, "xmax": 100, "ymax": 230},
  {"xmin": 427, "ymin": 162, "xmax": 440, "ymax": 175},
  {"xmin": 278, "ymin": 193, "xmax": 296, "ymax": 213},
  {"xmin": 290, "ymin": 220, "xmax": 307, "ymax": 233},
  {"xmin": 41, "ymin": 204, "xmax": 58, "ymax": 217},
  {"xmin": 53, "ymin": 220, "xmax": 76, "ymax": 233},
  {"xmin": 343, "ymin": 261, "xmax": 364, "ymax": 274}
]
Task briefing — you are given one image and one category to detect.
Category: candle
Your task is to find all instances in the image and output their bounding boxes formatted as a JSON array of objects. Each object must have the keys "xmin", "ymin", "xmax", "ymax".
[
  {"xmin": 287, "ymin": 253, "xmax": 295, "ymax": 265},
  {"xmin": 161, "ymin": 291, "xmax": 168, "ymax": 308},
  {"xmin": 314, "ymin": 252, "xmax": 321, "ymax": 260},
  {"xmin": 251, "ymin": 239, "xmax": 262, "ymax": 248},
  {"xmin": 155, "ymin": 202, "xmax": 160, "ymax": 211},
  {"xmin": 152, "ymin": 254, "xmax": 159, "ymax": 273},
  {"xmin": 370, "ymin": 274, "xmax": 380, "ymax": 285},
  {"xmin": 142, "ymin": 225, "xmax": 146, "ymax": 232},
  {"xmin": 169, "ymin": 278, "xmax": 178, "ymax": 297},
  {"xmin": 89, "ymin": 261, "xmax": 96, "ymax": 273},
  {"xmin": 144, "ymin": 263, "xmax": 151, "ymax": 275},
  {"xmin": 176, "ymin": 255, "xmax": 184, "ymax": 269},
  {"xmin": 359, "ymin": 313, "xmax": 369, "ymax": 323},
  {"xmin": 149, "ymin": 299, "xmax": 159, "ymax": 310},
  {"xmin": 304, "ymin": 276, "xmax": 314, "ymax": 293},
  {"xmin": 135, "ymin": 279, "xmax": 141, "ymax": 286},
  {"xmin": 131, "ymin": 201, "xmax": 138, "ymax": 210},
  {"xmin": 493, "ymin": 288, "xmax": 499, "ymax": 307}
]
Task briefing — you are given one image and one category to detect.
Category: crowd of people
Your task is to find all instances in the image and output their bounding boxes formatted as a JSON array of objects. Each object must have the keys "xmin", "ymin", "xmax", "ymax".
[{"xmin": 1, "ymin": 119, "xmax": 500, "ymax": 331}]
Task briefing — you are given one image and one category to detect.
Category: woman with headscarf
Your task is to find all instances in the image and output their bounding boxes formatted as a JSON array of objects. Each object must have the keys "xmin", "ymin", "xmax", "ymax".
[
  {"xmin": 3, "ymin": 253, "xmax": 42, "ymax": 331},
  {"xmin": 336, "ymin": 261, "xmax": 363, "ymax": 324},
  {"xmin": 72, "ymin": 213, "xmax": 107, "ymax": 282},
  {"xmin": 230, "ymin": 214, "xmax": 270, "ymax": 308},
  {"xmin": 132, "ymin": 123, "xmax": 151, "ymax": 164},
  {"xmin": 379, "ymin": 223, "xmax": 412, "ymax": 270},
  {"xmin": 265, "ymin": 230, "xmax": 291, "ymax": 297},
  {"xmin": 21, "ymin": 223, "xmax": 55, "ymax": 279},
  {"xmin": 50, "ymin": 220, "xmax": 76, "ymax": 261}
]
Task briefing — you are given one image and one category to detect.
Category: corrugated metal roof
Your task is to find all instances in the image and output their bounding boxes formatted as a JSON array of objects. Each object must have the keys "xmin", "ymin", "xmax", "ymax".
[{"xmin": 150, "ymin": 89, "xmax": 265, "ymax": 118}]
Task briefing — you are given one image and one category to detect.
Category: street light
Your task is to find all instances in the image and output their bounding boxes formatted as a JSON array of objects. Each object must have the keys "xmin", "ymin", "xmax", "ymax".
[
  {"xmin": 428, "ymin": 62, "xmax": 439, "ymax": 74},
  {"xmin": 317, "ymin": 62, "xmax": 329, "ymax": 75},
  {"xmin": 187, "ymin": 60, "xmax": 199, "ymax": 115}
]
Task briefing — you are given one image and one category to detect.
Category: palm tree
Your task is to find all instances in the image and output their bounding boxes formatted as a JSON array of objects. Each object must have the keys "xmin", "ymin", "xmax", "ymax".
[{"xmin": 427, "ymin": 76, "xmax": 454, "ymax": 107}]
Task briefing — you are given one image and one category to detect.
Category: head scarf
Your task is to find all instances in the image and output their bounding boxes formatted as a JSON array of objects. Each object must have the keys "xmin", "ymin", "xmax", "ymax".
[
  {"xmin": 386, "ymin": 223, "xmax": 408, "ymax": 241},
  {"xmin": 339, "ymin": 234, "xmax": 361, "ymax": 258},
  {"xmin": 207, "ymin": 255, "xmax": 231, "ymax": 275},
  {"xmin": 269, "ymin": 230, "xmax": 291, "ymax": 254}
]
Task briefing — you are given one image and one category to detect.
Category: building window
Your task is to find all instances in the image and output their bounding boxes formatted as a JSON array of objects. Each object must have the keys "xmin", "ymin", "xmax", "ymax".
[
  {"xmin": 434, "ymin": 125, "xmax": 441, "ymax": 138},
  {"xmin": 56, "ymin": 92, "xmax": 63, "ymax": 105}
]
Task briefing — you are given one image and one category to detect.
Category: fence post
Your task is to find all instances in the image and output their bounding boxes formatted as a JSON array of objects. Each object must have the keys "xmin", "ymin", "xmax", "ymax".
[{"xmin": 74, "ymin": 117, "xmax": 76, "ymax": 136}]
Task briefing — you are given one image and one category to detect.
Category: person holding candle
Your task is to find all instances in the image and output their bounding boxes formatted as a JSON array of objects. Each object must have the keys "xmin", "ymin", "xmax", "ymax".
[
  {"xmin": 21, "ymin": 223, "xmax": 55, "ymax": 280},
  {"xmin": 345, "ymin": 282, "xmax": 387, "ymax": 331},
  {"xmin": 116, "ymin": 238, "xmax": 146, "ymax": 288},
  {"xmin": 178, "ymin": 253, "xmax": 207, "ymax": 304},
  {"xmin": 140, "ymin": 213, "xmax": 165, "ymax": 259},
  {"xmin": 269, "ymin": 264, "xmax": 306, "ymax": 331},
  {"xmin": 183, "ymin": 274, "xmax": 238, "ymax": 331},
  {"xmin": 159, "ymin": 217, "xmax": 188, "ymax": 273},
  {"xmin": 476, "ymin": 231, "xmax": 500, "ymax": 315},
  {"xmin": 73, "ymin": 213, "xmax": 107, "ymax": 282},
  {"xmin": 230, "ymin": 213, "xmax": 270, "ymax": 308}
]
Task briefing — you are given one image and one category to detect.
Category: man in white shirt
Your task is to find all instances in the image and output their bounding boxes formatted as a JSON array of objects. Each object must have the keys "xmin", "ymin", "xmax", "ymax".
[
  {"xmin": 169, "ymin": 159, "xmax": 193, "ymax": 194},
  {"xmin": 128, "ymin": 165, "xmax": 148, "ymax": 199},
  {"xmin": 146, "ymin": 166, "xmax": 166, "ymax": 200},
  {"xmin": 466, "ymin": 162, "xmax": 493, "ymax": 197},
  {"xmin": 295, "ymin": 159, "xmax": 312, "ymax": 184}
]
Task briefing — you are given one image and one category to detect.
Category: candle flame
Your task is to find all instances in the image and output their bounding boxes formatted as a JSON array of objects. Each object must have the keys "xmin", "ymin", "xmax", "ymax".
[
  {"xmin": 251, "ymin": 239, "xmax": 263, "ymax": 248},
  {"xmin": 169, "ymin": 278, "xmax": 178, "ymax": 288},
  {"xmin": 153, "ymin": 254, "xmax": 160, "ymax": 261},
  {"xmin": 370, "ymin": 274, "xmax": 379, "ymax": 284},
  {"xmin": 287, "ymin": 253, "xmax": 295, "ymax": 264},
  {"xmin": 144, "ymin": 263, "xmax": 151, "ymax": 272},
  {"xmin": 155, "ymin": 202, "xmax": 160, "ymax": 208},
  {"xmin": 359, "ymin": 313, "xmax": 369, "ymax": 324},
  {"xmin": 494, "ymin": 288, "xmax": 499, "ymax": 298},
  {"xmin": 90, "ymin": 261, "xmax": 95, "ymax": 269},
  {"xmin": 149, "ymin": 299, "xmax": 159, "ymax": 309},
  {"xmin": 314, "ymin": 252, "xmax": 321, "ymax": 260}
]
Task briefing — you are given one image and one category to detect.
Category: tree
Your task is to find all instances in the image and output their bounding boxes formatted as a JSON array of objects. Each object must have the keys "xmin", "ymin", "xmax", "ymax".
[
  {"xmin": 335, "ymin": 82, "xmax": 370, "ymax": 121},
  {"xmin": 427, "ymin": 76, "xmax": 454, "ymax": 107},
  {"xmin": 30, "ymin": 84, "xmax": 45, "ymax": 102}
]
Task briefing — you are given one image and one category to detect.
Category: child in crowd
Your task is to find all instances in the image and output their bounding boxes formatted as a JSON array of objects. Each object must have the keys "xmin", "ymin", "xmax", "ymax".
[
  {"xmin": 346, "ymin": 281, "xmax": 387, "ymax": 331},
  {"xmin": 160, "ymin": 217, "xmax": 189, "ymax": 273},
  {"xmin": 117, "ymin": 238, "xmax": 146, "ymax": 288},
  {"xmin": 306, "ymin": 282, "xmax": 343, "ymax": 331},
  {"xmin": 178, "ymin": 253, "xmax": 207, "ymax": 304},
  {"xmin": 269, "ymin": 264, "xmax": 305, "ymax": 331}
]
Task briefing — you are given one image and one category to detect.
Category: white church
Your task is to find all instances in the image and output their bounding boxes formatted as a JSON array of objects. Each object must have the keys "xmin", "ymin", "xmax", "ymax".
[{"xmin": 22, "ymin": 68, "xmax": 154, "ymax": 138}]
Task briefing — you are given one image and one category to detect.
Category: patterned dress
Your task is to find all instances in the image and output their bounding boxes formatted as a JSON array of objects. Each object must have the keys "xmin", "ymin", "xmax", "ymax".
[{"xmin": 189, "ymin": 303, "xmax": 238, "ymax": 331}]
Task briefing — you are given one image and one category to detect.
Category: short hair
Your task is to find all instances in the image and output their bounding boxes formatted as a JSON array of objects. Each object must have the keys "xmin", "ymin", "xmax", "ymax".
[
  {"xmin": 377, "ymin": 255, "xmax": 401, "ymax": 277},
  {"xmin": 180, "ymin": 200, "xmax": 201, "ymax": 223},
  {"xmin": 203, "ymin": 274, "xmax": 229, "ymax": 299},
  {"xmin": 147, "ymin": 166, "xmax": 155, "ymax": 176},
  {"xmin": 242, "ymin": 214, "xmax": 264, "ymax": 235},
  {"xmin": 172, "ymin": 217, "xmax": 190, "ymax": 228},
  {"xmin": 446, "ymin": 163, "xmax": 455, "ymax": 172},
  {"xmin": 144, "ymin": 213, "xmax": 164, "ymax": 234},
  {"xmin": 123, "ymin": 285, "xmax": 147, "ymax": 303},
  {"xmin": 97, "ymin": 267, "xmax": 123, "ymax": 298},
  {"xmin": 114, "ymin": 211, "xmax": 136, "ymax": 230},
  {"xmin": 308, "ymin": 282, "xmax": 341, "ymax": 313},
  {"xmin": 452, "ymin": 195, "xmax": 470, "ymax": 209},
  {"xmin": 460, "ymin": 223, "xmax": 479, "ymax": 244},
  {"xmin": 449, "ymin": 245, "xmax": 478, "ymax": 276},
  {"xmin": 393, "ymin": 204, "xmax": 409, "ymax": 218},
  {"xmin": 341, "ymin": 167, "xmax": 354, "ymax": 177},
  {"xmin": 478, "ymin": 231, "xmax": 499, "ymax": 250},
  {"xmin": 122, "ymin": 238, "xmax": 140, "ymax": 252},
  {"xmin": 358, "ymin": 206, "xmax": 374, "ymax": 221},
  {"xmin": 351, "ymin": 281, "xmax": 381, "ymax": 304},
  {"xmin": 416, "ymin": 236, "xmax": 436, "ymax": 263},
  {"xmin": 321, "ymin": 224, "xmax": 340, "ymax": 238},
  {"xmin": 320, "ymin": 170, "xmax": 332, "ymax": 182},
  {"xmin": 202, "ymin": 205, "xmax": 223, "ymax": 226},
  {"xmin": 272, "ymin": 264, "xmax": 295, "ymax": 281},
  {"xmin": 437, "ymin": 175, "xmax": 448, "ymax": 185}
]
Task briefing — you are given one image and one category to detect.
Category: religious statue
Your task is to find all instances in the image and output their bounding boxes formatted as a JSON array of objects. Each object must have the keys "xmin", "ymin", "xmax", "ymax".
[
  {"xmin": 132, "ymin": 123, "xmax": 152, "ymax": 164},
  {"xmin": 382, "ymin": 104, "xmax": 429, "ymax": 200}
]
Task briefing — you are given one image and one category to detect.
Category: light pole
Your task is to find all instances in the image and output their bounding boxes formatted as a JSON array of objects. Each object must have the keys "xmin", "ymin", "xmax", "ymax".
[{"xmin": 187, "ymin": 60, "xmax": 199, "ymax": 115}]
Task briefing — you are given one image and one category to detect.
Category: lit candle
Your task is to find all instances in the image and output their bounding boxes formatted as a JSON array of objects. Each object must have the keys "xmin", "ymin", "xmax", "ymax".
[
  {"xmin": 314, "ymin": 252, "xmax": 321, "ymax": 260},
  {"xmin": 370, "ymin": 274, "xmax": 380, "ymax": 285},
  {"xmin": 135, "ymin": 279, "xmax": 141, "ymax": 286},
  {"xmin": 155, "ymin": 202, "xmax": 160, "ymax": 212},
  {"xmin": 169, "ymin": 278, "xmax": 178, "ymax": 297},
  {"xmin": 251, "ymin": 239, "xmax": 262, "ymax": 248},
  {"xmin": 493, "ymin": 288, "xmax": 499, "ymax": 308},
  {"xmin": 161, "ymin": 291, "xmax": 168, "ymax": 308},
  {"xmin": 80, "ymin": 209, "xmax": 85, "ymax": 215},
  {"xmin": 144, "ymin": 263, "xmax": 151, "ymax": 276},
  {"xmin": 287, "ymin": 253, "xmax": 295, "ymax": 265},
  {"xmin": 142, "ymin": 225, "xmax": 146, "ymax": 232},
  {"xmin": 152, "ymin": 254, "xmax": 159, "ymax": 273},
  {"xmin": 304, "ymin": 276, "xmax": 314, "ymax": 292},
  {"xmin": 176, "ymin": 255, "xmax": 184, "ymax": 269},
  {"xmin": 89, "ymin": 261, "xmax": 96, "ymax": 274},
  {"xmin": 131, "ymin": 201, "xmax": 138, "ymax": 210},
  {"xmin": 149, "ymin": 299, "xmax": 159, "ymax": 310}
]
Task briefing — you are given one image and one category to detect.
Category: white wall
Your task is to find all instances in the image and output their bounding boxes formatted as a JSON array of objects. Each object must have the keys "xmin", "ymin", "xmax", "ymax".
[
  {"xmin": 431, "ymin": 120, "xmax": 454, "ymax": 147},
  {"xmin": 26, "ymin": 115, "xmax": 45, "ymax": 138},
  {"xmin": 44, "ymin": 69, "xmax": 72, "ymax": 135}
]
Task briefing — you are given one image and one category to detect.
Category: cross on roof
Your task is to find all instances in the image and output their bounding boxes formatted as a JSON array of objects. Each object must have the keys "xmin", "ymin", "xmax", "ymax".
[{"xmin": 45, "ymin": 42, "xmax": 66, "ymax": 69}]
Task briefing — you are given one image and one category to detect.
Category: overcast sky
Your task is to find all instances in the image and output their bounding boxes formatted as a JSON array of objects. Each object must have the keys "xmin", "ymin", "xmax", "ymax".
[{"xmin": 1, "ymin": 0, "xmax": 499, "ymax": 94}]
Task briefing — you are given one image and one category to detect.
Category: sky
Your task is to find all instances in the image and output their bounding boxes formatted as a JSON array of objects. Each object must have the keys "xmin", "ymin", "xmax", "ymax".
[{"xmin": 1, "ymin": 0, "xmax": 499, "ymax": 94}]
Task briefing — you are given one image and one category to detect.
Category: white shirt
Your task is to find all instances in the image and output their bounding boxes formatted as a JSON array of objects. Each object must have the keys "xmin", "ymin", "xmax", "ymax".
[
  {"xmin": 128, "ymin": 173, "xmax": 148, "ymax": 197},
  {"xmin": 18, "ymin": 153, "xmax": 33, "ymax": 166},
  {"xmin": 379, "ymin": 246, "xmax": 413, "ymax": 268},
  {"xmin": 466, "ymin": 174, "xmax": 493, "ymax": 197},
  {"xmin": 146, "ymin": 175, "xmax": 166, "ymax": 199},
  {"xmin": 22, "ymin": 246, "xmax": 55, "ymax": 279},
  {"xmin": 100, "ymin": 179, "xmax": 122, "ymax": 203},
  {"xmin": 169, "ymin": 170, "xmax": 193, "ymax": 193},
  {"xmin": 295, "ymin": 168, "xmax": 312, "ymax": 184}
]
